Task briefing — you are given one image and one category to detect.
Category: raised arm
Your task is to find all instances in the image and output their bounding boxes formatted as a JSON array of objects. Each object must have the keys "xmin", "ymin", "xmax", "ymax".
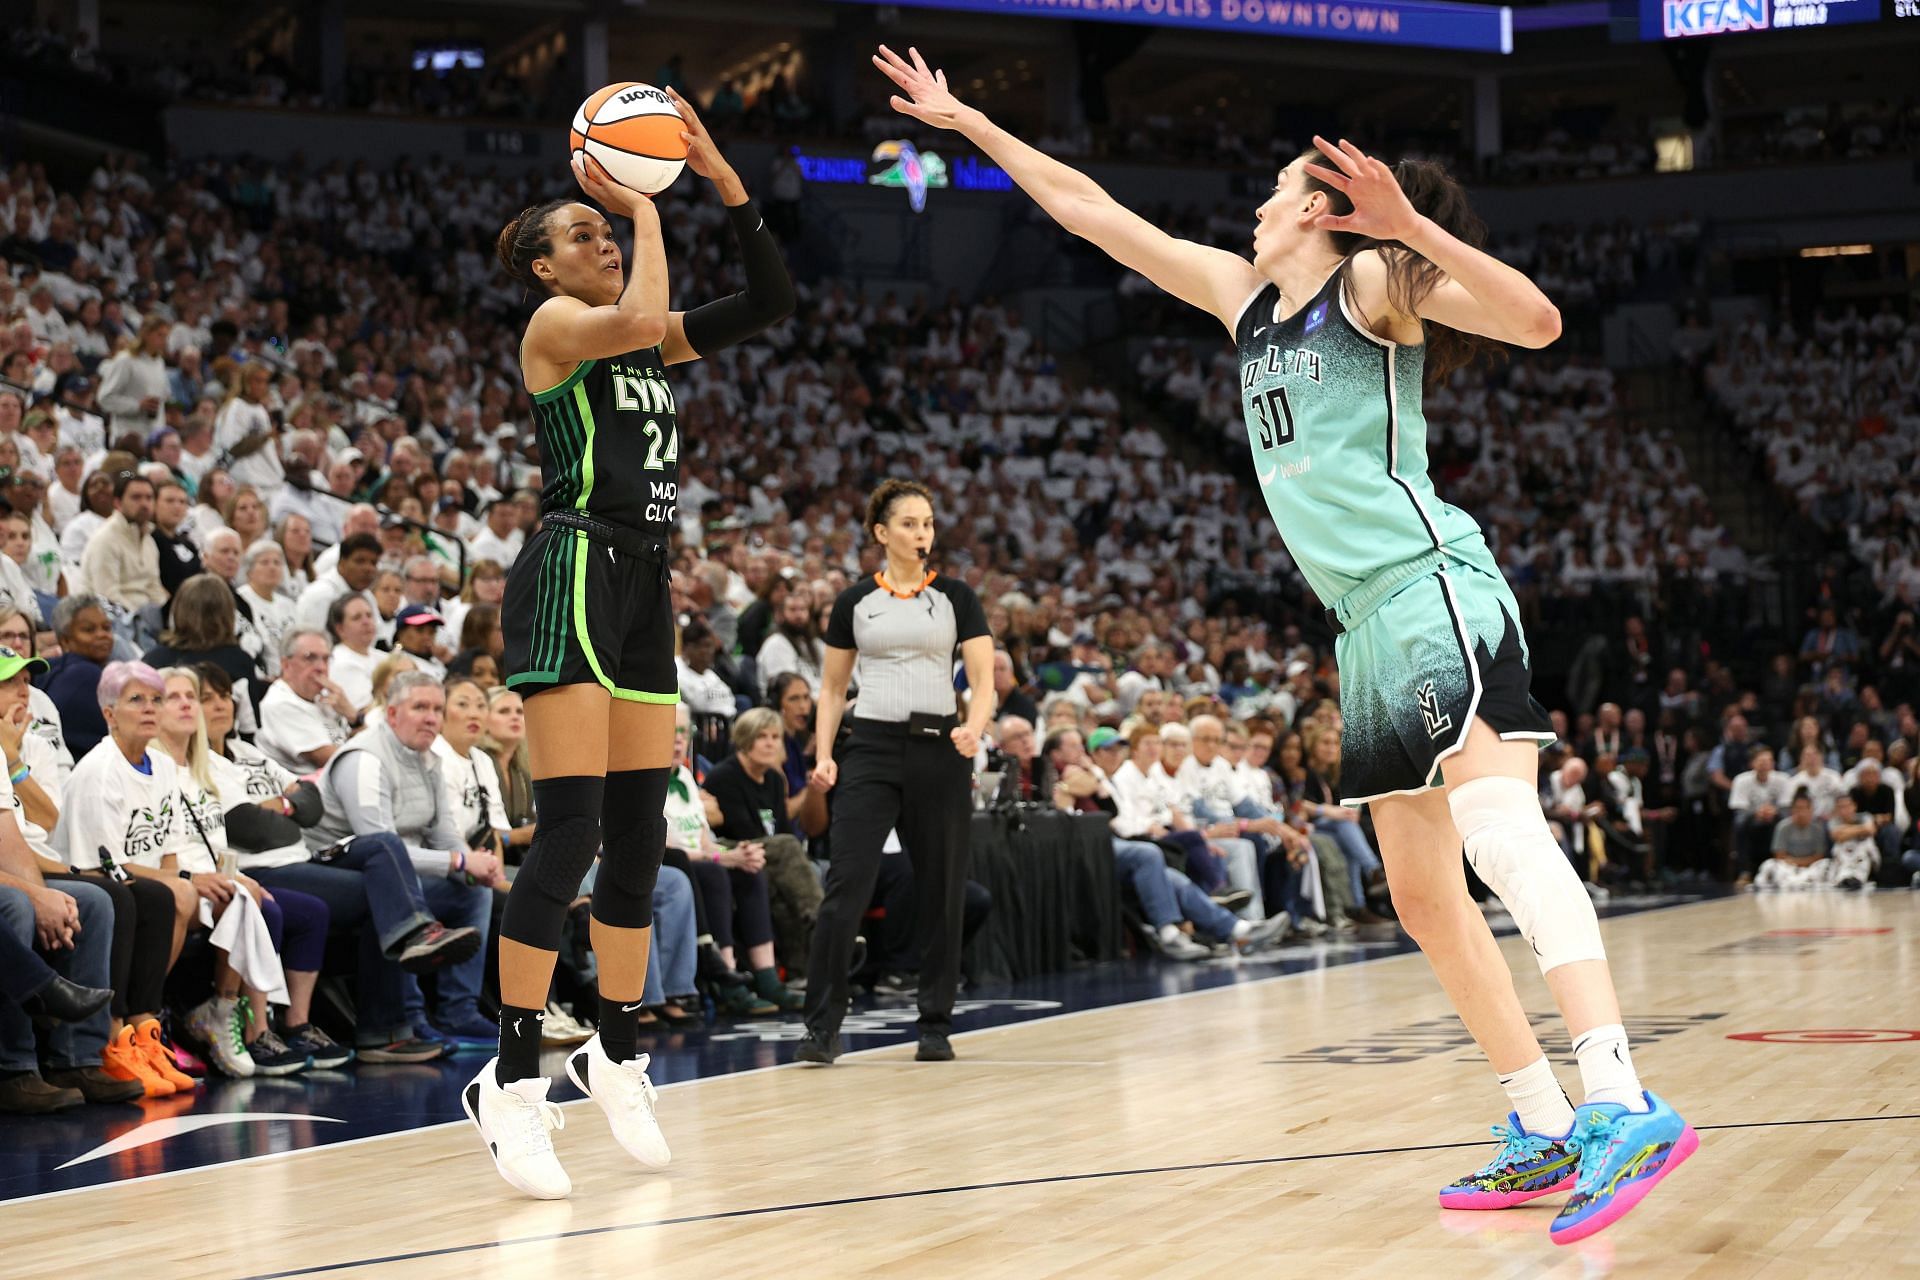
[
  {"xmin": 875, "ymin": 45, "xmax": 1259, "ymax": 333},
  {"xmin": 1302, "ymin": 137, "xmax": 1560, "ymax": 349},
  {"xmin": 657, "ymin": 88, "xmax": 795, "ymax": 367},
  {"xmin": 523, "ymin": 158, "xmax": 671, "ymax": 369}
]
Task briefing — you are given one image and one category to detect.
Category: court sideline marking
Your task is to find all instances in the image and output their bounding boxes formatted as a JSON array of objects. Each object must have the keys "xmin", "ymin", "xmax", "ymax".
[
  {"xmin": 0, "ymin": 893, "xmax": 1729, "ymax": 1208},
  {"xmin": 235, "ymin": 1111, "xmax": 1920, "ymax": 1279}
]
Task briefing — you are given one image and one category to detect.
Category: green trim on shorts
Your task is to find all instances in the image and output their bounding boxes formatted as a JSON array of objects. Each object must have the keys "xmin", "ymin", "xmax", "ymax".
[
  {"xmin": 529, "ymin": 359, "xmax": 595, "ymax": 404},
  {"xmin": 570, "ymin": 533, "xmax": 679, "ymax": 705}
]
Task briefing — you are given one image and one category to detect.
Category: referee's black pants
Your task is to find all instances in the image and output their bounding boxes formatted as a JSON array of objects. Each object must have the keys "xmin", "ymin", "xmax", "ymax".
[{"xmin": 804, "ymin": 720, "xmax": 973, "ymax": 1037}]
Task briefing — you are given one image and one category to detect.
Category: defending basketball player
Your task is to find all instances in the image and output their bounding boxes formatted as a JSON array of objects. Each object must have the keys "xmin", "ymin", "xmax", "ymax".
[
  {"xmin": 875, "ymin": 46, "xmax": 1694, "ymax": 1244},
  {"xmin": 467, "ymin": 88, "xmax": 794, "ymax": 1199}
]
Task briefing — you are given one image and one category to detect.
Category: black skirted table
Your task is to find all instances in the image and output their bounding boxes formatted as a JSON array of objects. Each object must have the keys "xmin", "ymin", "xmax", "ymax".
[{"xmin": 962, "ymin": 809, "xmax": 1124, "ymax": 987}]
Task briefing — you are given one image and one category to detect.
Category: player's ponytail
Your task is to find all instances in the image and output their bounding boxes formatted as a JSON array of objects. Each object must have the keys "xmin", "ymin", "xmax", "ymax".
[
  {"xmin": 1303, "ymin": 152, "xmax": 1501, "ymax": 385},
  {"xmin": 495, "ymin": 198, "xmax": 574, "ymax": 293}
]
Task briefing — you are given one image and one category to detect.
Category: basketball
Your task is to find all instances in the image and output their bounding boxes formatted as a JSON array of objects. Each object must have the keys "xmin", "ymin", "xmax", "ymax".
[{"xmin": 569, "ymin": 81, "xmax": 687, "ymax": 196}]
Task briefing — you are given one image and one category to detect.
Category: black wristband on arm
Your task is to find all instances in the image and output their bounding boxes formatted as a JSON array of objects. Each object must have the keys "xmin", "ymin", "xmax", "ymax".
[{"xmin": 680, "ymin": 200, "xmax": 796, "ymax": 357}]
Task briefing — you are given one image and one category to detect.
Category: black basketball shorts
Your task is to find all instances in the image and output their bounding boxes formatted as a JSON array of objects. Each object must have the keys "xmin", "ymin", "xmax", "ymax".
[{"xmin": 502, "ymin": 521, "xmax": 677, "ymax": 704}]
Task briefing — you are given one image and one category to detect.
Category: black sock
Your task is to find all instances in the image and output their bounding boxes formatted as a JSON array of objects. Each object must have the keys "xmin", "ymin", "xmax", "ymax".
[
  {"xmin": 598, "ymin": 994, "xmax": 643, "ymax": 1064},
  {"xmin": 496, "ymin": 1004, "xmax": 545, "ymax": 1085}
]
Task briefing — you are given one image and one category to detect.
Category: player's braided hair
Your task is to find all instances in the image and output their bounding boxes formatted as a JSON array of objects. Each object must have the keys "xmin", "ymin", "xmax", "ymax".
[
  {"xmin": 494, "ymin": 198, "xmax": 579, "ymax": 293},
  {"xmin": 1300, "ymin": 152, "xmax": 1503, "ymax": 386},
  {"xmin": 864, "ymin": 478, "xmax": 936, "ymax": 540}
]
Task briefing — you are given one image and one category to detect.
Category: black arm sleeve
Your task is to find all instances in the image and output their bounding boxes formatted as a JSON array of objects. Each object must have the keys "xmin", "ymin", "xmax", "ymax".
[{"xmin": 680, "ymin": 200, "xmax": 796, "ymax": 357}]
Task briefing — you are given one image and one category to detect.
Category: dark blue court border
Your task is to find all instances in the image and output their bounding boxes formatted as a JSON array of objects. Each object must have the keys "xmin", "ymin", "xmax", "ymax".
[{"xmin": 236, "ymin": 1112, "xmax": 1920, "ymax": 1279}]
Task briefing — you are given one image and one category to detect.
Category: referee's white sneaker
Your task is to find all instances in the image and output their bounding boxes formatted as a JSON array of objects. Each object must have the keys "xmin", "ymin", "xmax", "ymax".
[
  {"xmin": 566, "ymin": 1036, "xmax": 671, "ymax": 1170},
  {"xmin": 463, "ymin": 1059, "xmax": 571, "ymax": 1199}
]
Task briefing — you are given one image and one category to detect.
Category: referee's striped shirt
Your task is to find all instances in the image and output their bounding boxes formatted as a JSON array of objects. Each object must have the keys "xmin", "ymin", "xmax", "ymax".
[{"xmin": 825, "ymin": 573, "xmax": 989, "ymax": 723}]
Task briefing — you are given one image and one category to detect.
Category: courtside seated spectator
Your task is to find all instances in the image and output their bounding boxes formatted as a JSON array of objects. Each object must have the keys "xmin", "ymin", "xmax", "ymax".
[
  {"xmin": 702, "ymin": 708, "xmax": 817, "ymax": 998},
  {"xmin": 1082, "ymin": 726, "xmax": 1288, "ymax": 957},
  {"xmin": 1729, "ymin": 749, "xmax": 1795, "ymax": 878},
  {"xmin": 1752, "ymin": 794, "xmax": 1830, "ymax": 890},
  {"xmin": 40, "ymin": 595, "xmax": 116, "ymax": 759},
  {"xmin": 310, "ymin": 671, "xmax": 497, "ymax": 1044},
  {"xmin": 256, "ymin": 629, "xmax": 354, "ymax": 773}
]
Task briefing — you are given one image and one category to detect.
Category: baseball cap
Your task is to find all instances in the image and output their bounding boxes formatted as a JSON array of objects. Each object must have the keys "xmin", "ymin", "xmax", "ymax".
[
  {"xmin": 0, "ymin": 645, "xmax": 48, "ymax": 681},
  {"xmin": 336, "ymin": 447, "xmax": 365, "ymax": 466},
  {"xmin": 395, "ymin": 605, "xmax": 443, "ymax": 630},
  {"xmin": 1072, "ymin": 631, "xmax": 1096, "ymax": 647},
  {"xmin": 1086, "ymin": 727, "xmax": 1120, "ymax": 752}
]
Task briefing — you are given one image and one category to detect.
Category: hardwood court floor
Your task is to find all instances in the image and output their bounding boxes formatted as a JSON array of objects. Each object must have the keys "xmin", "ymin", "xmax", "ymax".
[{"xmin": 6, "ymin": 891, "xmax": 1917, "ymax": 1279}]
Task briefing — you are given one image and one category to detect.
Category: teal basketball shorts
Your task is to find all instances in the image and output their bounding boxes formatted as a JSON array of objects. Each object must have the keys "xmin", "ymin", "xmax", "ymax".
[{"xmin": 1331, "ymin": 559, "xmax": 1554, "ymax": 806}]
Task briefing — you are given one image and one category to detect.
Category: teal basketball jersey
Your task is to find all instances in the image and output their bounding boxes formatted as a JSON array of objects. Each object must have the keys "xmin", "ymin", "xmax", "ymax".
[{"xmin": 1232, "ymin": 268, "xmax": 1494, "ymax": 605}]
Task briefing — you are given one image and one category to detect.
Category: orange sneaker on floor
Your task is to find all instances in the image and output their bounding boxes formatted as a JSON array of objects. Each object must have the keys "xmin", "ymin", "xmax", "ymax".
[
  {"xmin": 102, "ymin": 1025, "xmax": 173, "ymax": 1098},
  {"xmin": 134, "ymin": 1020, "xmax": 197, "ymax": 1093}
]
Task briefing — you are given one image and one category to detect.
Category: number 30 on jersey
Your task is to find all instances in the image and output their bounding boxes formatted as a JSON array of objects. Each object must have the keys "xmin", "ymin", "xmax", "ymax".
[{"xmin": 1250, "ymin": 385, "xmax": 1296, "ymax": 452}]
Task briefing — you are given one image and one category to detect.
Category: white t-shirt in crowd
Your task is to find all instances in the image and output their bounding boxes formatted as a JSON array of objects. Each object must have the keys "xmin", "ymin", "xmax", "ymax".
[
  {"xmin": 676, "ymin": 659, "xmax": 735, "ymax": 717},
  {"xmin": 0, "ymin": 730, "xmax": 63, "ymax": 859},
  {"xmin": 662, "ymin": 762, "xmax": 713, "ymax": 853},
  {"xmin": 431, "ymin": 736, "xmax": 508, "ymax": 844},
  {"xmin": 210, "ymin": 748, "xmax": 311, "ymax": 870},
  {"xmin": 255, "ymin": 680, "xmax": 351, "ymax": 774},
  {"xmin": 55, "ymin": 739, "xmax": 195, "ymax": 871},
  {"xmin": 27, "ymin": 685, "xmax": 74, "ymax": 792},
  {"xmin": 330, "ymin": 644, "xmax": 380, "ymax": 713}
]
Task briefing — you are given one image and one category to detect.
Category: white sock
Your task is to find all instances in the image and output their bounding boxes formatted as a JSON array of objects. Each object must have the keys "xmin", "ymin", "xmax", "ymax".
[
  {"xmin": 1572, "ymin": 1023, "xmax": 1648, "ymax": 1111},
  {"xmin": 1498, "ymin": 1056, "xmax": 1575, "ymax": 1137},
  {"xmin": 1230, "ymin": 920, "xmax": 1252, "ymax": 941},
  {"xmin": 1158, "ymin": 924, "xmax": 1183, "ymax": 944}
]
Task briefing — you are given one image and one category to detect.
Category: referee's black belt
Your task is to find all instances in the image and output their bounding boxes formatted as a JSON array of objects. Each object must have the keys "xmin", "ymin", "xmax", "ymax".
[
  {"xmin": 852, "ymin": 713, "xmax": 958, "ymax": 740},
  {"xmin": 542, "ymin": 510, "xmax": 669, "ymax": 561}
]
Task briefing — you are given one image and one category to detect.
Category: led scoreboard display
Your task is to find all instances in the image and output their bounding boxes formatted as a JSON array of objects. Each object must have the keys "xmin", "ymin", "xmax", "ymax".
[{"xmin": 1636, "ymin": 0, "xmax": 1881, "ymax": 37}]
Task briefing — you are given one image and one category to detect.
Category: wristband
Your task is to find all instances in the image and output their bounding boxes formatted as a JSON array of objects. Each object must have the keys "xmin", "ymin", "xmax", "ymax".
[
  {"xmin": 8, "ymin": 762, "xmax": 27, "ymax": 785},
  {"xmin": 452, "ymin": 850, "xmax": 466, "ymax": 875},
  {"xmin": 177, "ymin": 869, "xmax": 193, "ymax": 881}
]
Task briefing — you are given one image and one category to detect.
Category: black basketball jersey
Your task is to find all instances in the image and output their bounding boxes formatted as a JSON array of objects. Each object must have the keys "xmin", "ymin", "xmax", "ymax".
[{"xmin": 528, "ymin": 346, "xmax": 681, "ymax": 534}]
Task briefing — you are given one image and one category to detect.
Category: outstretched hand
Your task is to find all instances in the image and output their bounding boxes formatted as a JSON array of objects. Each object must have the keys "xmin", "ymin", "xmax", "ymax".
[
  {"xmin": 1300, "ymin": 136, "xmax": 1423, "ymax": 244},
  {"xmin": 872, "ymin": 45, "xmax": 968, "ymax": 131}
]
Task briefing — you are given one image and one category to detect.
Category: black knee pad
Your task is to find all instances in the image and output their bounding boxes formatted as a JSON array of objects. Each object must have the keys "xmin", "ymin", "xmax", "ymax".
[
  {"xmin": 591, "ymin": 768, "xmax": 670, "ymax": 930},
  {"xmin": 501, "ymin": 776, "xmax": 605, "ymax": 949}
]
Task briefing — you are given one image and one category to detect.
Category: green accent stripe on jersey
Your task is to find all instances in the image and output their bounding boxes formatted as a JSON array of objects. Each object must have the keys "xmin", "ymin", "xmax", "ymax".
[
  {"xmin": 569, "ymin": 538, "xmax": 678, "ymax": 704},
  {"xmin": 530, "ymin": 359, "xmax": 595, "ymax": 404},
  {"xmin": 570, "ymin": 383, "xmax": 598, "ymax": 511}
]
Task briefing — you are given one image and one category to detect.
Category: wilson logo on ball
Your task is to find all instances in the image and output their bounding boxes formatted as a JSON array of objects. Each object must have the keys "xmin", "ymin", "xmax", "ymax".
[{"xmin": 570, "ymin": 82, "xmax": 688, "ymax": 196}]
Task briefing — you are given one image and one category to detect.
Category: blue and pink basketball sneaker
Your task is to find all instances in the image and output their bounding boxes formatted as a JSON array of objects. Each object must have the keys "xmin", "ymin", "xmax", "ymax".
[
  {"xmin": 1550, "ymin": 1091, "xmax": 1699, "ymax": 1245},
  {"xmin": 1437, "ymin": 1113, "xmax": 1579, "ymax": 1210}
]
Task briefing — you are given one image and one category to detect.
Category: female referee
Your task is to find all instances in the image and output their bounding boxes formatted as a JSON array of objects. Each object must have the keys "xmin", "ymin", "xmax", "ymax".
[
  {"xmin": 468, "ymin": 89, "xmax": 794, "ymax": 1200},
  {"xmin": 796, "ymin": 479, "xmax": 995, "ymax": 1067},
  {"xmin": 876, "ymin": 47, "xmax": 1692, "ymax": 1245}
]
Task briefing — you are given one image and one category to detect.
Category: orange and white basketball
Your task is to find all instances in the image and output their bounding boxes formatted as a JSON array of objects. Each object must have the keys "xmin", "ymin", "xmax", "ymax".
[{"xmin": 569, "ymin": 82, "xmax": 688, "ymax": 196}]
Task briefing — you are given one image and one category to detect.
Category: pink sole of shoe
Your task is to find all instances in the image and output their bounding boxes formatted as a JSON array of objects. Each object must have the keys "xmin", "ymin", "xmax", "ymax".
[
  {"xmin": 1437, "ymin": 1176, "xmax": 1576, "ymax": 1211},
  {"xmin": 1550, "ymin": 1125, "xmax": 1700, "ymax": 1245}
]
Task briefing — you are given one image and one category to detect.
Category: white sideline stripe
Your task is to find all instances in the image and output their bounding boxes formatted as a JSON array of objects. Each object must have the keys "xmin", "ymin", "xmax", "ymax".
[{"xmin": 3, "ymin": 896, "xmax": 1730, "ymax": 1207}]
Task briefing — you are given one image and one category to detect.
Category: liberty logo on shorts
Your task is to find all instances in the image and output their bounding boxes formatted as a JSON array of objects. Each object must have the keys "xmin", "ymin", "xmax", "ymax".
[
  {"xmin": 1304, "ymin": 300, "xmax": 1329, "ymax": 334},
  {"xmin": 1416, "ymin": 679, "xmax": 1453, "ymax": 740}
]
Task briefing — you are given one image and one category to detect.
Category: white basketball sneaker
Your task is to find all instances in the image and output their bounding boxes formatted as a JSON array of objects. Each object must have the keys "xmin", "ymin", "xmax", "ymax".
[
  {"xmin": 565, "ymin": 1036, "xmax": 671, "ymax": 1169},
  {"xmin": 463, "ymin": 1059, "xmax": 572, "ymax": 1199}
]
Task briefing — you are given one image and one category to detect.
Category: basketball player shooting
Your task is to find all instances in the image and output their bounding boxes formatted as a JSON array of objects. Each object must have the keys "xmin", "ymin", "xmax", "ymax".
[{"xmin": 873, "ymin": 44, "xmax": 1696, "ymax": 1245}]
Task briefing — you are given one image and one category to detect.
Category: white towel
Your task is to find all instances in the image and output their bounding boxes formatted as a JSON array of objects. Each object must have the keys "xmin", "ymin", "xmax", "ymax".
[{"xmin": 201, "ymin": 883, "xmax": 289, "ymax": 1006}]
